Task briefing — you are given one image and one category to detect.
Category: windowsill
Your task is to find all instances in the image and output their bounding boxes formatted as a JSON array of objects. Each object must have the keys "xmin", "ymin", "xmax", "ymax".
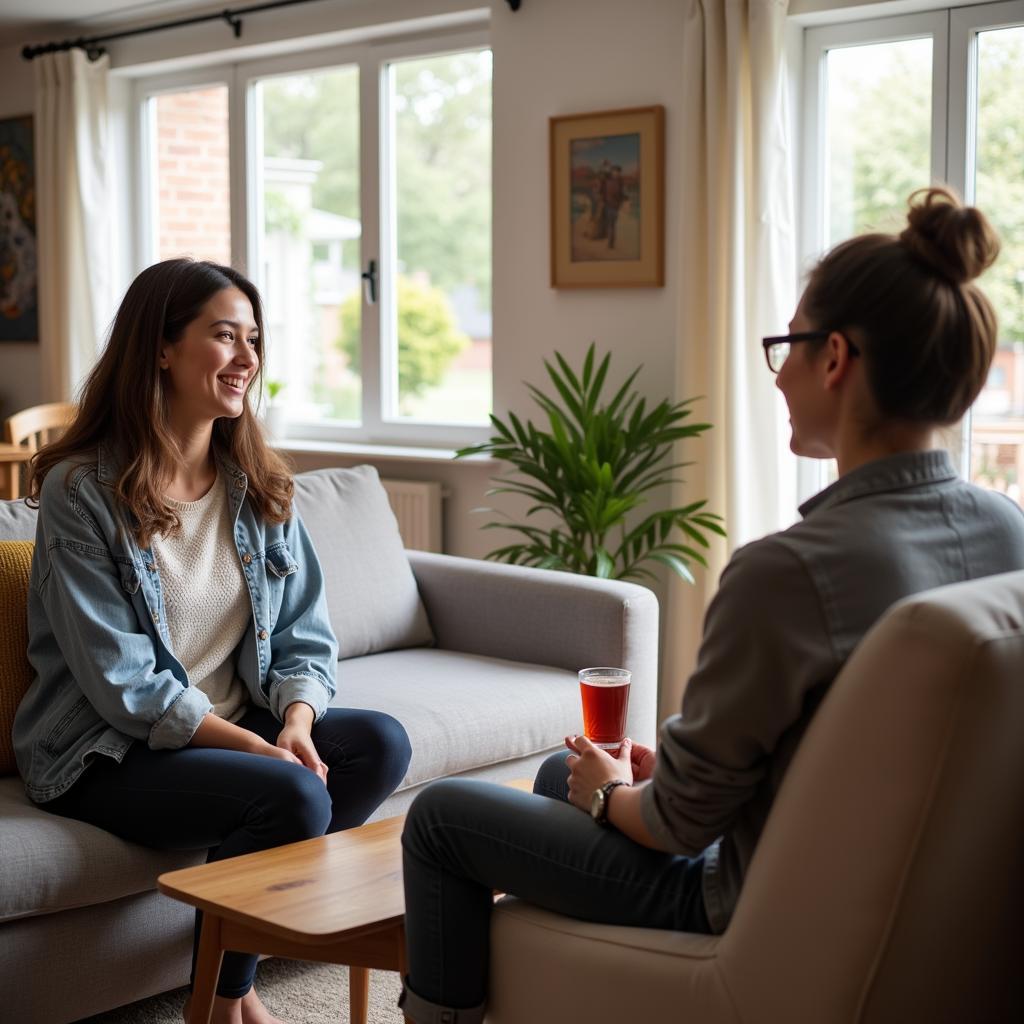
[{"xmin": 272, "ymin": 437, "xmax": 497, "ymax": 465}]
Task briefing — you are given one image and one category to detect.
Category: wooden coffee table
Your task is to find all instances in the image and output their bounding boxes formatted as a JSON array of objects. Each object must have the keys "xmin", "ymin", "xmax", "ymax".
[{"xmin": 159, "ymin": 779, "xmax": 532, "ymax": 1024}]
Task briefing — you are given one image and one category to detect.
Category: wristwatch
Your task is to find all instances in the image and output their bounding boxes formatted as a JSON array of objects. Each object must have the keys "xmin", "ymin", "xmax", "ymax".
[{"xmin": 590, "ymin": 779, "xmax": 628, "ymax": 826}]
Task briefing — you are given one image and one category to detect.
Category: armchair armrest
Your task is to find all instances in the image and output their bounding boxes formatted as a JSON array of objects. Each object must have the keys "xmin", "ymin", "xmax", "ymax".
[{"xmin": 407, "ymin": 551, "xmax": 659, "ymax": 745}]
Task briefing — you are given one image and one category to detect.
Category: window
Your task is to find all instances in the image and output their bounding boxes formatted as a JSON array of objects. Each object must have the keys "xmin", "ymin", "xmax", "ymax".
[
  {"xmin": 135, "ymin": 29, "xmax": 492, "ymax": 447},
  {"xmin": 144, "ymin": 82, "xmax": 232, "ymax": 266},
  {"xmin": 255, "ymin": 64, "xmax": 362, "ymax": 424},
  {"xmin": 800, "ymin": 1, "xmax": 1024, "ymax": 504},
  {"xmin": 388, "ymin": 51, "xmax": 492, "ymax": 425}
]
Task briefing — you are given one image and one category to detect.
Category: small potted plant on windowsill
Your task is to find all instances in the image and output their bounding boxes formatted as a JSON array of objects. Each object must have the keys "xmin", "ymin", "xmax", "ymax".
[{"xmin": 263, "ymin": 379, "xmax": 286, "ymax": 441}]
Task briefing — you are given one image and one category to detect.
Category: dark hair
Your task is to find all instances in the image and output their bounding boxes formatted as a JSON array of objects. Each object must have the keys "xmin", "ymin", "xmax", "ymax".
[
  {"xmin": 29, "ymin": 258, "xmax": 294, "ymax": 544},
  {"xmin": 802, "ymin": 186, "xmax": 1001, "ymax": 425}
]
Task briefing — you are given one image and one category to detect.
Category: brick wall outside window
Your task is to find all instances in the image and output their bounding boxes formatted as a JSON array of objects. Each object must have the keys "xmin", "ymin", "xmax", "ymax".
[{"xmin": 155, "ymin": 86, "xmax": 231, "ymax": 266}]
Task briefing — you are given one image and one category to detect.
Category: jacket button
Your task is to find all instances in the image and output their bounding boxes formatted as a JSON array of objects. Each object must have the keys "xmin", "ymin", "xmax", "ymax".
[
  {"xmin": 242, "ymin": 553, "xmax": 253, "ymax": 565},
  {"xmin": 147, "ymin": 562, "xmax": 157, "ymax": 573},
  {"xmin": 153, "ymin": 612, "xmax": 160, "ymax": 623},
  {"xmin": 234, "ymin": 478, "xmax": 245, "ymax": 489},
  {"xmin": 258, "ymin": 628, "xmax": 268, "ymax": 641}
]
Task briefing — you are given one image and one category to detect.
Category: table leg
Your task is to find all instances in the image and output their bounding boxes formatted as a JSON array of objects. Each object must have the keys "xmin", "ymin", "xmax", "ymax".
[
  {"xmin": 397, "ymin": 924, "xmax": 413, "ymax": 1024},
  {"xmin": 350, "ymin": 966, "xmax": 370, "ymax": 1024},
  {"xmin": 190, "ymin": 915, "xmax": 225, "ymax": 1024}
]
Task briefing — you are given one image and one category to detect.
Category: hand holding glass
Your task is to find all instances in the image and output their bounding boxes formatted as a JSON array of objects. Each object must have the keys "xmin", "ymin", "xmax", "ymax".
[{"xmin": 578, "ymin": 667, "xmax": 631, "ymax": 756}]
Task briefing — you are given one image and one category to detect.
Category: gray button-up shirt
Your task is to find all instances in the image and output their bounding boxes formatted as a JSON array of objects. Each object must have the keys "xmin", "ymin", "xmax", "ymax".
[{"xmin": 641, "ymin": 450, "xmax": 1024, "ymax": 933}]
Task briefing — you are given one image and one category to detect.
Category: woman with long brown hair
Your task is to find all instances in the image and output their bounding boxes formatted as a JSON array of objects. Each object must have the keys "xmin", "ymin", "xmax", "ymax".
[{"xmin": 13, "ymin": 259, "xmax": 412, "ymax": 1024}]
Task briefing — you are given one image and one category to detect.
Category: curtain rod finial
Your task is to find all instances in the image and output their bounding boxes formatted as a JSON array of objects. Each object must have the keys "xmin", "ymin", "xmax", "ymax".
[
  {"xmin": 222, "ymin": 10, "xmax": 243, "ymax": 37},
  {"xmin": 505, "ymin": 0, "xmax": 521, "ymax": 10}
]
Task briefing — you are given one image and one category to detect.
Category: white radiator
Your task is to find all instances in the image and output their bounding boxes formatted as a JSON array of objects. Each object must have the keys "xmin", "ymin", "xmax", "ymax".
[{"xmin": 380, "ymin": 478, "xmax": 444, "ymax": 553}]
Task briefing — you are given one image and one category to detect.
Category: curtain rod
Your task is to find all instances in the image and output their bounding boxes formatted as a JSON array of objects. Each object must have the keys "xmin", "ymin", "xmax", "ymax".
[{"xmin": 22, "ymin": 0, "xmax": 522, "ymax": 62}]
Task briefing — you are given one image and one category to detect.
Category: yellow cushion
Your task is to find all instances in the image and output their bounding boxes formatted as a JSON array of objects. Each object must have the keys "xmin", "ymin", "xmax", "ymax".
[{"xmin": 0, "ymin": 541, "xmax": 33, "ymax": 776}]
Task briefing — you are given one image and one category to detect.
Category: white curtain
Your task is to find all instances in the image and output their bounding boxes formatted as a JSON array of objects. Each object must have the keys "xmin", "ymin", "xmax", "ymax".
[
  {"xmin": 34, "ymin": 49, "xmax": 113, "ymax": 403},
  {"xmin": 661, "ymin": 0, "xmax": 797, "ymax": 720}
]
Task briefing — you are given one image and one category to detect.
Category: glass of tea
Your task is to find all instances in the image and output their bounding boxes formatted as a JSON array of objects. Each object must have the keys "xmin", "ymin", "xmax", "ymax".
[{"xmin": 578, "ymin": 667, "xmax": 631, "ymax": 756}]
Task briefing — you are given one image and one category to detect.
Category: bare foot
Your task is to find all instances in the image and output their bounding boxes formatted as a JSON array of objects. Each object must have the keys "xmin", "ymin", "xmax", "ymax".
[
  {"xmin": 240, "ymin": 988, "xmax": 288, "ymax": 1024},
  {"xmin": 183, "ymin": 986, "xmax": 288, "ymax": 1024}
]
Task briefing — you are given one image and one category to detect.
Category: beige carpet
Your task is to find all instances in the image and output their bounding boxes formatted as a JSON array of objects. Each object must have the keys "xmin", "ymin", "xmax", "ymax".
[{"xmin": 76, "ymin": 959, "xmax": 405, "ymax": 1024}]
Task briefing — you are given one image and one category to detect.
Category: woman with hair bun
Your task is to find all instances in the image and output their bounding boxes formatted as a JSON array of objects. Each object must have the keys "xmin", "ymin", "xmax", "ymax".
[
  {"xmin": 395, "ymin": 187, "xmax": 1024, "ymax": 1024},
  {"xmin": 12, "ymin": 259, "xmax": 412, "ymax": 1024}
]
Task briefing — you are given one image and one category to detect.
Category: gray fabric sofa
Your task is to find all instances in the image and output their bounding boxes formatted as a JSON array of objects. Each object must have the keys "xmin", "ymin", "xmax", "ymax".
[{"xmin": 0, "ymin": 465, "xmax": 659, "ymax": 1023}]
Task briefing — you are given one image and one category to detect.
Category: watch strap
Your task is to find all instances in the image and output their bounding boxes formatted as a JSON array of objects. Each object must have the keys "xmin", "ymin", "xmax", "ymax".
[{"xmin": 593, "ymin": 779, "xmax": 628, "ymax": 825}]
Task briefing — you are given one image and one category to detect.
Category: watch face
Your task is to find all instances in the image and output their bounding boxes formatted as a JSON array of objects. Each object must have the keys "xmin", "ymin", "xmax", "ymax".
[{"xmin": 590, "ymin": 788, "xmax": 604, "ymax": 820}]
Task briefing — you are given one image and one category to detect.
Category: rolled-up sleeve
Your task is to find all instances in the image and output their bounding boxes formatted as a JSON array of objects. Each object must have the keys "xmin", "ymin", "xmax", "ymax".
[
  {"xmin": 641, "ymin": 538, "xmax": 835, "ymax": 855},
  {"xmin": 264, "ymin": 509, "xmax": 338, "ymax": 722}
]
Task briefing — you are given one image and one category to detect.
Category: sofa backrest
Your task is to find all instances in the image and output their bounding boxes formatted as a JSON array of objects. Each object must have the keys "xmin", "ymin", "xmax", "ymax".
[
  {"xmin": 292, "ymin": 465, "xmax": 434, "ymax": 658},
  {"xmin": 0, "ymin": 499, "xmax": 37, "ymax": 543},
  {"xmin": 0, "ymin": 464, "xmax": 433, "ymax": 659}
]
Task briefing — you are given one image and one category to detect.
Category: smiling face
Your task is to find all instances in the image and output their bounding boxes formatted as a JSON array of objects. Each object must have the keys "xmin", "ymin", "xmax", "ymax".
[
  {"xmin": 159, "ymin": 287, "xmax": 260, "ymax": 431},
  {"xmin": 776, "ymin": 293, "xmax": 838, "ymax": 459}
]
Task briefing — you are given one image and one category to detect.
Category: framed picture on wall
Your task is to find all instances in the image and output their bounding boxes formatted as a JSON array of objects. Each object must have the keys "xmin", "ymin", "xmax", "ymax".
[
  {"xmin": 549, "ymin": 105, "xmax": 664, "ymax": 288},
  {"xmin": 0, "ymin": 114, "xmax": 38, "ymax": 343}
]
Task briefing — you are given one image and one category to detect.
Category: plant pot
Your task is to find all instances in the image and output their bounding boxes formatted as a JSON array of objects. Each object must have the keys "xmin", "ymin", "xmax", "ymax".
[{"xmin": 263, "ymin": 403, "xmax": 287, "ymax": 441}]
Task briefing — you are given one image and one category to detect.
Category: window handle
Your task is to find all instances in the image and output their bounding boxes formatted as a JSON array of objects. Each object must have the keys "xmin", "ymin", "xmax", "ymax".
[{"xmin": 361, "ymin": 259, "xmax": 378, "ymax": 305}]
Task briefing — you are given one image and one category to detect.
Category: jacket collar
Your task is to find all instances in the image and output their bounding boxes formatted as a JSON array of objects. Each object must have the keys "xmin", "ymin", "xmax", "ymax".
[
  {"xmin": 799, "ymin": 449, "xmax": 958, "ymax": 519},
  {"xmin": 96, "ymin": 441, "xmax": 247, "ymax": 489}
]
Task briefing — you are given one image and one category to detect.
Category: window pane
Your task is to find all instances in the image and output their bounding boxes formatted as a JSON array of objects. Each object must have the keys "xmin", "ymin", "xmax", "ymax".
[
  {"xmin": 153, "ymin": 85, "xmax": 230, "ymax": 264},
  {"xmin": 257, "ymin": 67, "xmax": 361, "ymax": 423},
  {"xmin": 825, "ymin": 38, "xmax": 932, "ymax": 245},
  {"xmin": 968, "ymin": 25, "xmax": 1024, "ymax": 505},
  {"xmin": 388, "ymin": 50, "xmax": 492, "ymax": 423}
]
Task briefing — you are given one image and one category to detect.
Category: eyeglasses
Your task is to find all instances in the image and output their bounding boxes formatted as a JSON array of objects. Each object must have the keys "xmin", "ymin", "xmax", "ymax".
[{"xmin": 761, "ymin": 330, "xmax": 860, "ymax": 374}]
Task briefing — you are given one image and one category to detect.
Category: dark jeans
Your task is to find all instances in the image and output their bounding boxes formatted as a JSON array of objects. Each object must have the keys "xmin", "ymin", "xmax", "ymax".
[
  {"xmin": 401, "ymin": 751, "xmax": 710, "ymax": 1013},
  {"xmin": 45, "ymin": 705, "xmax": 411, "ymax": 998}
]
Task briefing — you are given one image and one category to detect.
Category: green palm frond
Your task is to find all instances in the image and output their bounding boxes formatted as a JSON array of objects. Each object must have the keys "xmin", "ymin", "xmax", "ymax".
[{"xmin": 455, "ymin": 343, "xmax": 724, "ymax": 583}]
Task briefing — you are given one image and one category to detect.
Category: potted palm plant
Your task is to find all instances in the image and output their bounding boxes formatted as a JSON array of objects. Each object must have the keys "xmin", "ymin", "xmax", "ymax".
[{"xmin": 456, "ymin": 344, "xmax": 723, "ymax": 583}]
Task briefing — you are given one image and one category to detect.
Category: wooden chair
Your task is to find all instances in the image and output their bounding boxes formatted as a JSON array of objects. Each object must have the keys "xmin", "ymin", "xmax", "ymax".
[
  {"xmin": 4, "ymin": 402, "xmax": 76, "ymax": 453},
  {"xmin": 2, "ymin": 402, "xmax": 76, "ymax": 498}
]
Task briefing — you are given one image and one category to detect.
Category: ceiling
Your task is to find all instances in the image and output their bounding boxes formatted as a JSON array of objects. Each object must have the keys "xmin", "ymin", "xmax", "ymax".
[{"xmin": 0, "ymin": 0, "xmax": 215, "ymax": 46}]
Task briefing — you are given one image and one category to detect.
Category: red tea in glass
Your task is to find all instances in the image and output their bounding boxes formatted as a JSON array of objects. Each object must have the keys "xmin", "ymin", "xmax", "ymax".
[{"xmin": 578, "ymin": 667, "xmax": 631, "ymax": 755}]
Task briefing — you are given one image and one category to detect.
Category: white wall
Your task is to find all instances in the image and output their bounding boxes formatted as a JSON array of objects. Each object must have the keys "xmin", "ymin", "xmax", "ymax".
[{"xmin": 490, "ymin": 0, "xmax": 683, "ymax": 423}]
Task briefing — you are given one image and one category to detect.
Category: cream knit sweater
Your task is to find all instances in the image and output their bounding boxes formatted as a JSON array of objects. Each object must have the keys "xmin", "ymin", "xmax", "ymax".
[{"xmin": 151, "ymin": 477, "xmax": 251, "ymax": 723}]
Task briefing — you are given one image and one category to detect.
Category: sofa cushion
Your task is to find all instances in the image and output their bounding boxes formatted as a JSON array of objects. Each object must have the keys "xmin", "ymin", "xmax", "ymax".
[
  {"xmin": 0, "ymin": 541, "xmax": 33, "ymax": 776},
  {"xmin": 293, "ymin": 465, "xmax": 434, "ymax": 659},
  {"xmin": 332, "ymin": 648, "xmax": 579, "ymax": 787},
  {"xmin": 0, "ymin": 776, "xmax": 204, "ymax": 923},
  {"xmin": 0, "ymin": 498, "xmax": 37, "ymax": 542}
]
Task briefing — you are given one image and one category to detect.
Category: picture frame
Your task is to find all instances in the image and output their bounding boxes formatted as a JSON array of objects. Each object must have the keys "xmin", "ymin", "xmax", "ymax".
[
  {"xmin": 0, "ymin": 114, "xmax": 37, "ymax": 343},
  {"xmin": 549, "ymin": 105, "xmax": 664, "ymax": 289}
]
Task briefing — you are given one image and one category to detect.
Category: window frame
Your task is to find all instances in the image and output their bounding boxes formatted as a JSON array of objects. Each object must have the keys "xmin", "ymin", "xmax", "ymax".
[
  {"xmin": 949, "ymin": 0, "xmax": 1024, "ymax": 481},
  {"xmin": 797, "ymin": 0, "xmax": 1024, "ymax": 501},
  {"xmin": 131, "ymin": 26, "xmax": 493, "ymax": 449},
  {"xmin": 799, "ymin": 11, "xmax": 950, "ymax": 264}
]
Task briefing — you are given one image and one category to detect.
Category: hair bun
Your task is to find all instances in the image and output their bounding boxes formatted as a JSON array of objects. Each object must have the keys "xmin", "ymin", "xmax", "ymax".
[{"xmin": 899, "ymin": 186, "xmax": 1000, "ymax": 286}]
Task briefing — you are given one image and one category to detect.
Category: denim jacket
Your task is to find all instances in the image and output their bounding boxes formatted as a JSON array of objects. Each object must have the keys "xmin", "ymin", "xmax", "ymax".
[{"xmin": 12, "ymin": 445, "xmax": 338, "ymax": 803}]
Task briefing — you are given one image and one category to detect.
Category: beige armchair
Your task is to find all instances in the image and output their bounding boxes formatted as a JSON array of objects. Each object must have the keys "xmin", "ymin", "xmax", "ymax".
[{"xmin": 486, "ymin": 570, "xmax": 1024, "ymax": 1023}]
